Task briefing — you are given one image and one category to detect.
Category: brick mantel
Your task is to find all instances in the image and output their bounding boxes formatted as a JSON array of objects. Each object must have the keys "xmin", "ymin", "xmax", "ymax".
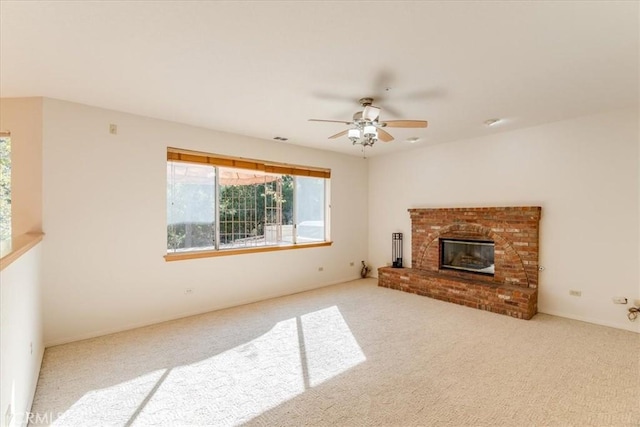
[{"xmin": 378, "ymin": 206, "xmax": 542, "ymax": 319}]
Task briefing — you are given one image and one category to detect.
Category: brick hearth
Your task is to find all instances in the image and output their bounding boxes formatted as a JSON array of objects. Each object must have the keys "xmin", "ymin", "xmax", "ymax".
[{"xmin": 378, "ymin": 207, "xmax": 541, "ymax": 319}]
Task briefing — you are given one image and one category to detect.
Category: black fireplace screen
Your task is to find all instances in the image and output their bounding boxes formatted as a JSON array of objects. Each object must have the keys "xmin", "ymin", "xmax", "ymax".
[{"xmin": 440, "ymin": 238, "xmax": 495, "ymax": 275}]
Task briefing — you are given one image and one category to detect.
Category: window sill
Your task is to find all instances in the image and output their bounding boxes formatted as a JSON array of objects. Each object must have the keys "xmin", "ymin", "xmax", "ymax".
[
  {"xmin": 164, "ymin": 241, "xmax": 332, "ymax": 262},
  {"xmin": 0, "ymin": 232, "xmax": 45, "ymax": 271}
]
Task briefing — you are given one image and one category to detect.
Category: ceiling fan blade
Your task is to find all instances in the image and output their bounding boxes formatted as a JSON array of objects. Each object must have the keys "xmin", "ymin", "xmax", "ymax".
[
  {"xmin": 378, "ymin": 128, "xmax": 394, "ymax": 142},
  {"xmin": 309, "ymin": 119, "xmax": 353, "ymax": 125},
  {"xmin": 382, "ymin": 120, "xmax": 428, "ymax": 128},
  {"xmin": 328, "ymin": 130, "xmax": 349, "ymax": 139}
]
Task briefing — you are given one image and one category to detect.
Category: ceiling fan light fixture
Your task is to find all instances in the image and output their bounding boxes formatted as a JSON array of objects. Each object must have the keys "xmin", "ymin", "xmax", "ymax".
[
  {"xmin": 363, "ymin": 124, "xmax": 377, "ymax": 138},
  {"xmin": 362, "ymin": 106, "xmax": 380, "ymax": 121},
  {"xmin": 348, "ymin": 128, "xmax": 361, "ymax": 141}
]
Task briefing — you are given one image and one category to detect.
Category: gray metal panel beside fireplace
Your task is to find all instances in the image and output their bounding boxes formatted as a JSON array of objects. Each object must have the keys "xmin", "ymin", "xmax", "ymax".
[{"xmin": 440, "ymin": 238, "xmax": 495, "ymax": 276}]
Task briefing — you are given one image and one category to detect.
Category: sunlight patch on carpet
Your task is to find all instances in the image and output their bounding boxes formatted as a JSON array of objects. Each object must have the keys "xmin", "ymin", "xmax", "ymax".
[
  {"xmin": 52, "ymin": 306, "xmax": 365, "ymax": 426},
  {"xmin": 53, "ymin": 369, "xmax": 168, "ymax": 426},
  {"xmin": 300, "ymin": 305, "xmax": 366, "ymax": 387}
]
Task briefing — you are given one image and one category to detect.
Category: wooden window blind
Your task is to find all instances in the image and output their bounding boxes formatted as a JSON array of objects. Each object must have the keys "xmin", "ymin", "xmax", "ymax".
[{"xmin": 167, "ymin": 147, "xmax": 331, "ymax": 179}]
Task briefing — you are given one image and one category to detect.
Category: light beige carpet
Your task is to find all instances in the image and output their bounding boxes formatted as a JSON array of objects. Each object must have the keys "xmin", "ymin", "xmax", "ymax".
[{"xmin": 31, "ymin": 279, "xmax": 640, "ymax": 426}]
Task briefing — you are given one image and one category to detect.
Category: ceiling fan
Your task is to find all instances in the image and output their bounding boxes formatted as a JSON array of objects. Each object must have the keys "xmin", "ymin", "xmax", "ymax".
[{"xmin": 309, "ymin": 97, "xmax": 428, "ymax": 147}]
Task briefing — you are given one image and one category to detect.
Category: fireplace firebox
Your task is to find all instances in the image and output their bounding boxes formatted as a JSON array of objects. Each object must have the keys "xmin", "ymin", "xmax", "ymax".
[{"xmin": 440, "ymin": 238, "xmax": 495, "ymax": 276}]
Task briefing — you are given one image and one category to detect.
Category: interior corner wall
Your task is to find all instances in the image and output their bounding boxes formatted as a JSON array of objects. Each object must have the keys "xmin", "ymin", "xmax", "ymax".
[
  {"xmin": 368, "ymin": 108, "xmax": 639, "ymax": 332},
  {"xmin": 0, "ymin": 97, "xmax": 43, "ymax": 236},
  {"xmin": 0, "ymin": 243, "xmax": 44, "ymax": 427},
  {"xmin": 40, "ymin": 98, "xmax": 368, "ymax": 346}
]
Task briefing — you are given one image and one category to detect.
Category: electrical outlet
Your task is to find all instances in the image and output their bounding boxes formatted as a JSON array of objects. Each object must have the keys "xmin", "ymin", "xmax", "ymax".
[
  {"xmin": 569, "ymin": 290, "xmax": 582, "ymax": 297},
  {"xmin": 350, "ymin": 262, "xmax": 354, "ymax": 267},
  {"xmin": 612, "ymin": 297, "xmax": 627, "ymax": 304},
  {"xmin": 184, "ymin": 288, "xmax": 193, "ymax": 295}
]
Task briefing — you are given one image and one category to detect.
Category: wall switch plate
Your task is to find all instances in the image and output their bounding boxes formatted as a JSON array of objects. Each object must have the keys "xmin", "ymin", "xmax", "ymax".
[
  {"xmin": 109, "ymin": 123, "xmax": 117, "ymax": 134},
  {"xmin": 612, "ymin": 297, "xmax": 628, "ymax": 304}
]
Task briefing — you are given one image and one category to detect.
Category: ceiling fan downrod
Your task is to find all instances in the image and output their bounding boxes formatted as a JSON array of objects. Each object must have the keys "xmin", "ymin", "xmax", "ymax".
[{"xmin": 359, "ymin": 97, "xmax": 374, "ymax": 107}]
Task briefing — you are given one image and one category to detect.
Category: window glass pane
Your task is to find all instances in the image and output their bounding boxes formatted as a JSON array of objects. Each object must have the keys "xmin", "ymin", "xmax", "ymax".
[
  {"xmin": 167, "ymin": 161, "xmax": 216, "ymax": 252},
  {"xmin": 0, "ymin": 136, "xmax": 11, "ymax": 243},
  {"xmin": 296, "ymin": 176, "xmax": 325, "ymax": 242},
  {"xmin": 218, "ymin": 168, "xmax": 294, "ymax": 248},
  {"xmin": 219, "ymin": 168, "xmax": 261, "ymax": 249},
  {"xmin": 263, "ymin": 176, "xmax": 281, "ymax": 245},
  {"xmin": 219, "ymin": 168, "xmax": 265, "ymax": 248},
  {"xmin": 282, "ymin": 175, "xmax": 294, "ymax": 243}
]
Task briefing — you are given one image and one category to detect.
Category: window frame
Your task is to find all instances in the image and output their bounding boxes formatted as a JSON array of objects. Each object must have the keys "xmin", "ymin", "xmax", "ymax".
[{"xmin": 164, "ymin": 147, "xmax": 332, "ymax": 262}]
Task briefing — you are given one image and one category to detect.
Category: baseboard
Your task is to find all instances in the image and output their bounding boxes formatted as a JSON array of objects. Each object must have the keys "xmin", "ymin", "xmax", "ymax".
[
  {"xmin": 368, "ymin": 272, "xmax": 638, "ymax": 334},
  {"xmin": 44, "ymin": 275, "xmax": 362, "ymax": 347},
  {"xmin": 538, "ymin": 309, "xmax": 640, "ymax": 333},
  {"xmin": 375, "ymin": 273, "xmax": 640, "ymax": 334}
]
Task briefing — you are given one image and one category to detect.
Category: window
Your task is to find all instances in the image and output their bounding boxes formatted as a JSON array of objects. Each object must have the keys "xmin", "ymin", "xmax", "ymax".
[
  {"xmin": 166, "ymin": 148, "xmax": 330, "ymax": 259},
  {"xmin": 0, "ymin": 132, "xmax": 11, "ymax": 247},
  {"xmin": 167, "ymin": 161, "xmax": 216, "ymax": 252}
]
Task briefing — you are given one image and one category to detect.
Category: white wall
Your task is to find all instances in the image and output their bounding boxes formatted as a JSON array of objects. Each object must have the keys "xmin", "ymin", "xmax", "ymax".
[
  {"xmin": 0, "ymin": 244, "xmax": 44, "ymax": 427},
  {"xmin": 41, "ymin": 98, "xmax": 369, "ymax": 346},
  {"xmin": 368, "ymin": 108, "xmax": 639, "ymax": 332}
]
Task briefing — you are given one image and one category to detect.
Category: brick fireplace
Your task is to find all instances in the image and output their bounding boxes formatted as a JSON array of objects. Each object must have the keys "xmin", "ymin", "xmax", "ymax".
[{"xmin": 378, "ymin": 207, "xmax": 541, "ymax": 319}]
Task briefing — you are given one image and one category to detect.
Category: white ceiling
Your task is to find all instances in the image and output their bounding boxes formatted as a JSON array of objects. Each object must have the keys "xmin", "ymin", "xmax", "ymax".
[{"xmin": 1, "ymin": 1, "xmax": 638, "ymax": 157}]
